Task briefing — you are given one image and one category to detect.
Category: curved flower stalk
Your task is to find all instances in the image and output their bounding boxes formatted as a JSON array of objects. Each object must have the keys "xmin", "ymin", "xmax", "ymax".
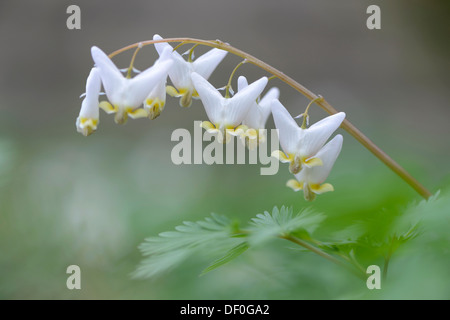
[
  {"xmin": 78, "ymin": 36, "xmax": 432, "ymax": 200},
  {"xmin": 287, "ymin": 134, "xmax": 343, "ymax": 201},
  {"xmin": 153, "ymin": 34, "xmax": 227, "ymax": 108},
  {"xmin": 237, "ymin": 76, "xmax": 279, "ymax": 149},
  {"xmin": 191, "ymin": 72, "xmax": 268, "ymax": 143},
  {"xmin": 271, "ymin": 99, "xmax": 345, "ymax": 174},
  {"xmin": 76, "ymin": 67, "xmax": 101, "ymax": 136},
  {"xmin": 91, "ymin": 46, "xmax": 173, "ymax": 124}
]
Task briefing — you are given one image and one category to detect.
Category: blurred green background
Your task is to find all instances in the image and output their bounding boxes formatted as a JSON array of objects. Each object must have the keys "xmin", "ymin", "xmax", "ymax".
[{"xmin": 0, "ymin": 0, "xmax": 449, "ymax": 299}]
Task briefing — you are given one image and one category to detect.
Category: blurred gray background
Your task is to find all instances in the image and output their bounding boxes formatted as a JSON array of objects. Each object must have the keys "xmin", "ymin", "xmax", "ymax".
[
  {"xmin": 0, "ymin": 0, "xmax": 449, "ymax": 148},
  {"xmin": 0, "ymin": 0, "xmax": 449, "ymax": 299}
]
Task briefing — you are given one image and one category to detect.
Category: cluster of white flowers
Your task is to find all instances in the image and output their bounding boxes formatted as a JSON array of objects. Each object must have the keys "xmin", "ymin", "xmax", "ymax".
[
  {"xmin": 271, "ymin": 100, "xmax": 345, "ymax": 201},
  {"xmin": 76, "ymin": 34, "xmax": 345, "ymax": 201}
]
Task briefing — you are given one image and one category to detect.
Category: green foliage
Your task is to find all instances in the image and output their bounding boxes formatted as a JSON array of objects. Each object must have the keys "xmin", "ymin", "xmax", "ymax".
[
  {"xmin": 135, "ymin": 191, "xmax": 450, "ymax": 291},
  {"xmin": 135, "ymin": 206, "xmax": 326, "ymax": 279},
  {"xmin": 201, "ymin": 242, "xmax": 249, "ymax": 276},
  {"xmin": 133, "ymin": 213, "xmax": 240, "ymax": 279},
  {"xmin": 249, "ymin": 206, "xmax": 325, "ymax": 245}
]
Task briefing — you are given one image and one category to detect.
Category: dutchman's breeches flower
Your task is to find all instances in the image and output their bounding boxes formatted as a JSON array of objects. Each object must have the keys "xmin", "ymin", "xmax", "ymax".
[
  {"xmin": 153, "ymin": 34, "xmax": 227, "ymax": 108},
  {"xmin": 76, "ymin": 67, "xmax": 101, "ymax": 136},
  {"xmin": 287, "ymin": 134, "xmax": 343, "ymax": 201},
  {"xmin": 144, "ymin": 47, "xmax": 173, "ymax": 119},
  {"xmin": 91, "ymin": 46, "xmax": 173, "ymax": 124},
  {"xmin": 271, "ymin": 99, "xmax": 345, "ymax": 174},
  {"xmin": 237, "ymin": 75, "xmax": 279, "ymax": 148},
  {"xmin": 191, "ymin": 72, "xmax": 268, "ymax": 144}
]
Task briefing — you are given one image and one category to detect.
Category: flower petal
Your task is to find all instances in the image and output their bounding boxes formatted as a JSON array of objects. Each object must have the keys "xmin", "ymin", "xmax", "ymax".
[
  {"xmin": 191, "ymin": 72, "xmax": 224, "ymax": 124},
  {"xmin": 271, "ymin": 99, "xmax": 303, "ymax": 156},
  {"xmin": 128, "ymin": 108, "xmax": 149, "ymax": 119},
  {"xmin": 299, "ymin": 112, "xmax": 345, "ymax": 157},
  {"xmin": 154, "ymin": 34, "xmax": 192, "ymax": 90},
  {"xmin": 91, "ymin": 46, "xmax": 124, "ymax": 104},
  {"xmin": 225, "ymin": 76, "xmax": 268, "ymax": 126},
  {"xmin": 78, "ymin": 67, "xmax": 101, "ymax": 119},
  {"xmin": 258, "ymin": 87, "xmax": 280, "ymax": 124},
  {"xmin": 310, "ymin": 183, "xmax": 334, "ymax": 194},
  {"xmin": 286, "ymin": 179, "xmax": 303, "ymax": 191},
  {"xmin": 77, "ymin": 68, "xmax": 102, "ymax": 136},
  {"xmin": 295, "ymin": 134, "xmax": 343, "ymax": 185},
  {"xmin": 192, "ymin": 48, "xmax": 227, "ymax": 80},
  {"xmin": 125, "ymin": 59, "xmax": 173, "ymax": 108},
  {"xmin": 271, "ymin": 150, "xmax": 292, "ymax": 163},
  {"xmin": 237, "ymin": 75, "xmax": 248, "ymax": 91}
]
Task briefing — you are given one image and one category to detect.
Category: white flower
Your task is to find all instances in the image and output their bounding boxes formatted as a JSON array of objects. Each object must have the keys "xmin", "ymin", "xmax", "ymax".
[
  {"xmin": 237, "ymin": 75, "xmax": 279, "ymax": 147},
  {"xmin": 143, "ymin": 46, "xmax": 173, "ymax": 119},
  {"xmin": 191, "ymin": 72, "xmax": 268, "ymax": 143},
  {"xmin": 76, "ymin": 67, "xmax": 101, "ymax": 136},
  {"xmin": 91, "ymin": 46, "xmax": 173, "ymax": 124},
  {"xmin": 271, "ymin": 99, "xmax": 345, "ymax": 174},
  {"xmin": 287, "ymin": 134, "xmax": 343, "ymax": 201},
  {"xmin": 153, "ymin": 34, "xmax": 227, "ymax": 108}
]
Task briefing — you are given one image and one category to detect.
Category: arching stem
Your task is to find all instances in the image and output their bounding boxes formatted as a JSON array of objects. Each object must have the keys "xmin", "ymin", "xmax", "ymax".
[{"xmin": 108, "ymin": 37, "xmax": 432, "ymax": 200}]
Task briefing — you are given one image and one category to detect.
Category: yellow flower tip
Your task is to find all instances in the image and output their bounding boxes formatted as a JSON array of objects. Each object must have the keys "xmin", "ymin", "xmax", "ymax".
[
  {"xmin": 303, "ymin": 156, "xmax": 323, "ymax": 168},
  {"xmin": 289, "ymin": 159, "xmax": 302, "ymax": 174},
  {"xmin": 99, "ymin": 101, "xmax": 117, "ymax": 114},
  {"xmin": 286, "ymin": 179, "xmax": 302, "ymax": 192},
  {"xmin": 127, "ymin": 108, "xmax": 149, "ymax": 120},
  {"xmin": 301, "ymin": 183, "xmax": 334, "ymax": 202},
  {"xmin": 179, "ymin": 90, "xmax": 193, "ymax": 108},
  {"xmin": 245, "ymin": 128, "xmax": 258, "ymax": 140},
  {"xmin": 228, "ymin": 125, "xmax": 248, "ymax": 138},
  {"xmin": 271, "ymin": 150, "xmax": 292, "ymax": 163},
  {"xmin": 243, "ymin": 128, "xmax": 262, "ymax": 150},
  {"xmin": 165, "ymin": 85, "xmax": 181, "ymax": 97},
  {"xmin": 200, "ymin": 121, "xmax": 217, "ymax": 131},
  {"xmin": 310, "ymin": 183, "xmax": 334, "ymax": 195},
  {"xmin": 302, "ymin": 184, "xmax": 317, "ymax": 201},
  {"xmin": 145, "ymin": 100, "xmax": 165, "ymax": 120},
  {"xmin": 148, "ymin": 107, "xmax": 162, "ymax": 120},
  {"xmin": 114, "ymin": 115, "xmax": 127, "ymax": 125},
  {"xmin": 77, "ymin": 117, "xmax": 98, "ymax": 137},
  {"xmin": 114, "ymin": 108, "xmax": 129, "ymax": 124}
]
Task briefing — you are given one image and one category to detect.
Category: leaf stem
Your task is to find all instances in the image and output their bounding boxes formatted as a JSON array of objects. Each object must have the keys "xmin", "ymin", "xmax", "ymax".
[
  {"xmin": 108, "ymin": 37, "xmax": 432, "ymax": 200},
  {"xmin": 280, "ymin": 234, "xmax": 366, "ymax": 279}
]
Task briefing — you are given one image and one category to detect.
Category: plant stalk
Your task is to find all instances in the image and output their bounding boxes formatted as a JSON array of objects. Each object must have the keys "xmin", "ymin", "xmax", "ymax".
[{"xmin": 109, "ymin": 38, "xmax": 432, "ymax": 200}]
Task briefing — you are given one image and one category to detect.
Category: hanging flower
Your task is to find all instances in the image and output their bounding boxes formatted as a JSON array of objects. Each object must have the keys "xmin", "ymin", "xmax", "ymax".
[
  {"xmin": 271, "ymin": 99, "xmax": 345, "ymax": 174},
  {"xmin": 287, "ymin": 134, "xmax": 343, "ymax": 201},
  {"xmin": 153, "ymin": 34, "xmax": 227, "ymax": 108},
  {"xmin": 76, "ymin": 67, "xmax": 101, "ymax": 136},
  {"xmin": 191, "ymin": 72, "xmax": 268, "ymax": 143},
  {"xmin": 143, "ymin": 47, "xmax": 173, "ymax": 119},
  {"xmin": 91, "ymin": 46, "xmax": 173, "ymax": 124},
  {"xmin": 237, "ymin": 75, "xmax": 279, "ymax": 148}
]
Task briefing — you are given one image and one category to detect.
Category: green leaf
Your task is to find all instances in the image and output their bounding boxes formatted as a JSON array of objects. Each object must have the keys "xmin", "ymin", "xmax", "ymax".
[
  {"xmin": 133, "ymin": 213, "xmax": 239, "ymax": 279},
  {"xmin": 249, "ymin": 206, "xmax": 325, "ymax": 245},
  {"xmin": 200, "ymin": 242, "xmax": 249, "ymax": 276}
]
